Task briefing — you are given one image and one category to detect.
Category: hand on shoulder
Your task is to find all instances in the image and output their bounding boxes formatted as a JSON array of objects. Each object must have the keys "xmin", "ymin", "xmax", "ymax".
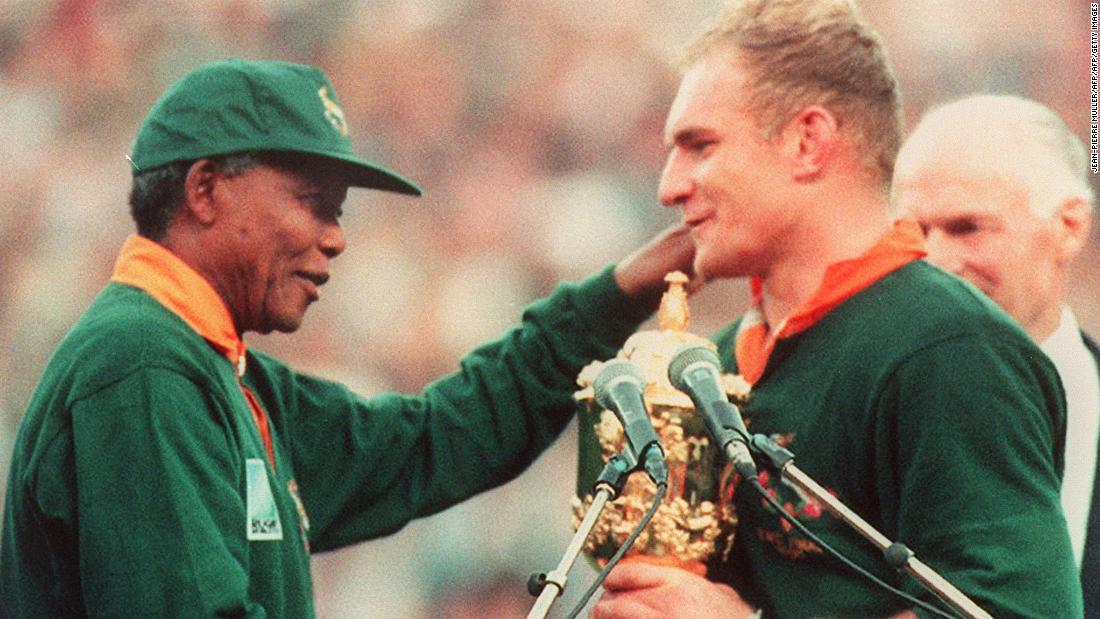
[{"xmin": 613, "ymin": 224, "xmax": 702, "ymax": 303}]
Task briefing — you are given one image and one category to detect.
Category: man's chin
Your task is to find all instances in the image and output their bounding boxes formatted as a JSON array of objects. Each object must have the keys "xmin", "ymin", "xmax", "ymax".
[
  {"xmin": 694, "ymin": 253, "xmax": 739, "ymax": 282},
  {"xmin": 275, "ymin": 318, "xmax": 305, "ymax": 334},
  {"xmin": 256, "ymin": 313, "xmax": 306, "ymax": 335}
]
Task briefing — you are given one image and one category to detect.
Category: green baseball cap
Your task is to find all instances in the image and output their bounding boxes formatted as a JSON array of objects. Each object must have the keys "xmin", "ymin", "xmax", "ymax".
[{"xmin": 130, "ymin": 58, "xmax": 421, "ymax": 196}]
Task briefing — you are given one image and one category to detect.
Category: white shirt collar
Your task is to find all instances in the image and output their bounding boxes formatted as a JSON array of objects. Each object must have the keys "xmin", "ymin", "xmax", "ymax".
[
  {"xmin": 1040, "ymin": 307, "xmax": 1085, "ymax": 363},
  {"xmin": 1040, "ymin": 306, "xmax": 1100, "ymax": 568}
]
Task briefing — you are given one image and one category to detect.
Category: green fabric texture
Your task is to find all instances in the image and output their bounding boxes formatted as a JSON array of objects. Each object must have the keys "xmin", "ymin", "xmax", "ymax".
[
  {"xmin": 706, "ymin": 261, "xmax": 1081, "ymax": 618},
  {"xmin": 1, "ymin": 265, "xmax": 648, "ymax": 618},
  {"xmin": 129, "ymin": 58, "xmax": 421, "ymax": 195}
]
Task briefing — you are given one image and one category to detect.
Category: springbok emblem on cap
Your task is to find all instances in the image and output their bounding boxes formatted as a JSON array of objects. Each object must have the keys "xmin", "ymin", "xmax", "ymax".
[{"xmin": 318, "ymin": 86, "xmax": 348, "ymax": 136}]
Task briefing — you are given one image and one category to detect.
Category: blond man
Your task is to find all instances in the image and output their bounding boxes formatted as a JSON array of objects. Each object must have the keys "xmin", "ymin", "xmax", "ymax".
[{"xmin": 592, "ymin": 2, "xmax": 1080, "ymax": 617}]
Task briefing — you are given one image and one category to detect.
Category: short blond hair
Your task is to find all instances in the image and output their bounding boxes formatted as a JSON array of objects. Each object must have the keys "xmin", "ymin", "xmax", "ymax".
[{"xmin": 681, "ymin": 0, "xmax": 902, "ymax": 186}]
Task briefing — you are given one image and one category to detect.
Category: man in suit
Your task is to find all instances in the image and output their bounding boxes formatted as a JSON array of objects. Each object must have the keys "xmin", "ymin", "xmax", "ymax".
[{"xmin": 891, "ymin": 93, "xmax": 1099, "ymax": 616}]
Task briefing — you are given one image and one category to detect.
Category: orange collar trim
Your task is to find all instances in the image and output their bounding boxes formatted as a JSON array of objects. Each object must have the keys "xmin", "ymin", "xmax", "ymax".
[
  {"xmin": 734, "ymin": 219, "xmax": 926, "ymax": 384},
  {"xmin": 769, "ymin": 218, "xmax": 926, "ymax": 339},
  {"xmin": 110, "ymin": 235, "xmax": 246, "ymax": 374}
]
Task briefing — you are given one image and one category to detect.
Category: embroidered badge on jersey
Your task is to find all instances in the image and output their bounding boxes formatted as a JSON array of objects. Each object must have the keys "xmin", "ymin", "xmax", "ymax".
[
  {"xmin": 246, "ymin": 458, "xmax": 283, "ymax": 541},
  {"xmin": 752, "ymin": 433, "xmax": 827, "ymax": 559}
]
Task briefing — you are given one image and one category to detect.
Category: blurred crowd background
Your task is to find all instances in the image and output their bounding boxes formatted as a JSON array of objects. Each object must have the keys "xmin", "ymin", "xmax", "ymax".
[{"xmin": 0, "ymin": 0, "xmax": 1096, "ymax": 616}]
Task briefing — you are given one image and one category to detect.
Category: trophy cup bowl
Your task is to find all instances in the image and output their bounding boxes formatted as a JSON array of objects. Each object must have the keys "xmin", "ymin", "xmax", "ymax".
[{"xmin": 571, "ymin": 272, "xmax": 750, "ymax": 575}]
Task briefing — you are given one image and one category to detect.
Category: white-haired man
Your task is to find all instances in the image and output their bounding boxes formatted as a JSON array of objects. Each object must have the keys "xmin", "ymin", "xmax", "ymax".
[{"xmin": 892, "ymin": 93, "xmax": 1099, "ymax": 617}]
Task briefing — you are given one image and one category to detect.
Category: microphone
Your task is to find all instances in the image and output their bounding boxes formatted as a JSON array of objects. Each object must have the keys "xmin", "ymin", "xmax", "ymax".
[
  {"xmin": 593, "ymin": 359, "xmax": 668, "ymax": 484},
  {"xmin": 667, "ymin": 344, "xmax": 758, "ymax": 480}
]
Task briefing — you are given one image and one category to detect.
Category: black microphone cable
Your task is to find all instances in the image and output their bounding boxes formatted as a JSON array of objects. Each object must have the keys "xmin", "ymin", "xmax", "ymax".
[
  {"xmin": 667, "ymin": 343, "xmax": 962, "ymax": 617},
  {"xmin": 746, "ymin": 477, "xmax": 960, "ymax": 619},
  {"xmin": 560, "ymin": 358, "xmax": 670, "ymax": 617},
  {"xmin": 563, "ymin": 479, "xmax": 668, "ymax": 619}
]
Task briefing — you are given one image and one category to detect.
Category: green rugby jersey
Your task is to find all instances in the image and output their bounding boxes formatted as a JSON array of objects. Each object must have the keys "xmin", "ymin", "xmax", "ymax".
[
  {"xmin": 2, "ymin": 235, "xmax": 650, "ymax": 618},
  {"xmin": 711, "ymin": 260, "xmax": 1080, "ymax": 618}
]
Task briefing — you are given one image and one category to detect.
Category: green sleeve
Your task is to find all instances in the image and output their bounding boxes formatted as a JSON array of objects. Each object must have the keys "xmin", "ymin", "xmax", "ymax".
[
  {"xmin": 257, "ymin": 266, "xmax": 653, "ymax": 551},
  {"xmin": 878, "ymin": 334, "xmax": 1081, "ymax": 617},
  {"xmin": 66, "ymin": 367, "xmax": 266, "ymax": 618}
]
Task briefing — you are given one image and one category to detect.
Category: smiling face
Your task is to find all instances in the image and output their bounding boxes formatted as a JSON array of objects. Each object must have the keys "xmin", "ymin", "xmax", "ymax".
[
  {"xmin": 658, "ymin": 54, "xmax": 796, "ymax": 281},
  {"xmin": 893, "ymin": 167, "xmax": 1062, "ymax": 335},
  {"xmin": 208, "ymin": 156, "xmax": 349, "ymax": 334},
  {"xmin": 890, "ymin": 94, "xmax": 1096, "ymax": 341}
]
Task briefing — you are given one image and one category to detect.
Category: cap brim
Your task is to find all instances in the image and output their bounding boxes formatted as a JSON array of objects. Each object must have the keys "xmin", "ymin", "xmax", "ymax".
[
  {"xmin": 327, "ymin": 152, "xmax": 422, "ymax": 196},
  {"xmin": 283, "ymin": 149, "xmax": 422, "ymax": 196}
]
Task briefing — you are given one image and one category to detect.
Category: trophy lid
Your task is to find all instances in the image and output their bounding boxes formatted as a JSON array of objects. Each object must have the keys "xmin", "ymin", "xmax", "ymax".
[{"xmin": 576, "ymin": 271, "xmax": 749, "ymax": 407}]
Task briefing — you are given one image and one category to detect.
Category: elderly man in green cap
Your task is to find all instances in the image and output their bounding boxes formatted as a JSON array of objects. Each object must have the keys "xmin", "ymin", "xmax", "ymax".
[{"xmin": 0, "ymin": 59, "xmax": 695, "ymax": 618}]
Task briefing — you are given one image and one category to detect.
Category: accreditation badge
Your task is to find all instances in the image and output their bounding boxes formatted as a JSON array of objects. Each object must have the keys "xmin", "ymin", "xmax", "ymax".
[{"xmin": 246, "ymin": 458, "xmax": 284, "ymax": 541}]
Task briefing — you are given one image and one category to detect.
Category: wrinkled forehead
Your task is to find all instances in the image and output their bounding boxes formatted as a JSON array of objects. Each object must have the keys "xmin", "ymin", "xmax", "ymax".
[
  {"xmin": 892, "ymin": 162, "xmax": 1030, "ymax": 222},
  {"xmin": 892, "ymin": 118, "xmax": 1054, "ymax": 209}
]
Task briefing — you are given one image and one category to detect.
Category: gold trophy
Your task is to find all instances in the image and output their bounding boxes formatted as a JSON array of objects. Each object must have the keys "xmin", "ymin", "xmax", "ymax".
[{"xmin": 572, "ymin": 272, "xmax": 750, "ymax": 575}]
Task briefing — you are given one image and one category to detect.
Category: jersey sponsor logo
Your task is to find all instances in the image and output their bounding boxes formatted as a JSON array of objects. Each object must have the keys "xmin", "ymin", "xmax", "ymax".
[{"xmin": 246, "ymin": 458, "xmax": 284, "ymax": 541}]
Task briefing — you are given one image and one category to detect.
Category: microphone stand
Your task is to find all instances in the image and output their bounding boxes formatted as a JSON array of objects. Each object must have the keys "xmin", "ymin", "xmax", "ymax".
[
  {"xmin": 526, "ymin": 453, "xmax": 633, "ymax": 619},
  {"xmin": 745, "ymin": 432, "xmax": 994, "ymax": 619},
  {"xmin": 699, "ymin": 398, "xmax": 990, "ymax": 619}
]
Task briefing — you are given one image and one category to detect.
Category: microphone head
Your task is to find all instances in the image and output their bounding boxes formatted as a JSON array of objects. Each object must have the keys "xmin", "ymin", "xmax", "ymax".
[
  {"xmin": 667, "ymin": 344, "xmax": 722, "ymax": 392},
  {"xmin": 593, "ymin": 359, "xmax": 647, "ymax": 411}
]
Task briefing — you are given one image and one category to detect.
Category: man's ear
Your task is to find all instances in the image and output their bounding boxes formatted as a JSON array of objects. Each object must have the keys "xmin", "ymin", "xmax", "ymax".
[
  {"xmin": 782, "ymin": 106, "xmax": 839, "ymax": 182},
  {"xmin": 1052, "ymin": 196, "xmax": 1093, "ymax": 263},
  {"xmin": 182, "ymin": 159, "xmax": 221, "ymax": 225}
]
